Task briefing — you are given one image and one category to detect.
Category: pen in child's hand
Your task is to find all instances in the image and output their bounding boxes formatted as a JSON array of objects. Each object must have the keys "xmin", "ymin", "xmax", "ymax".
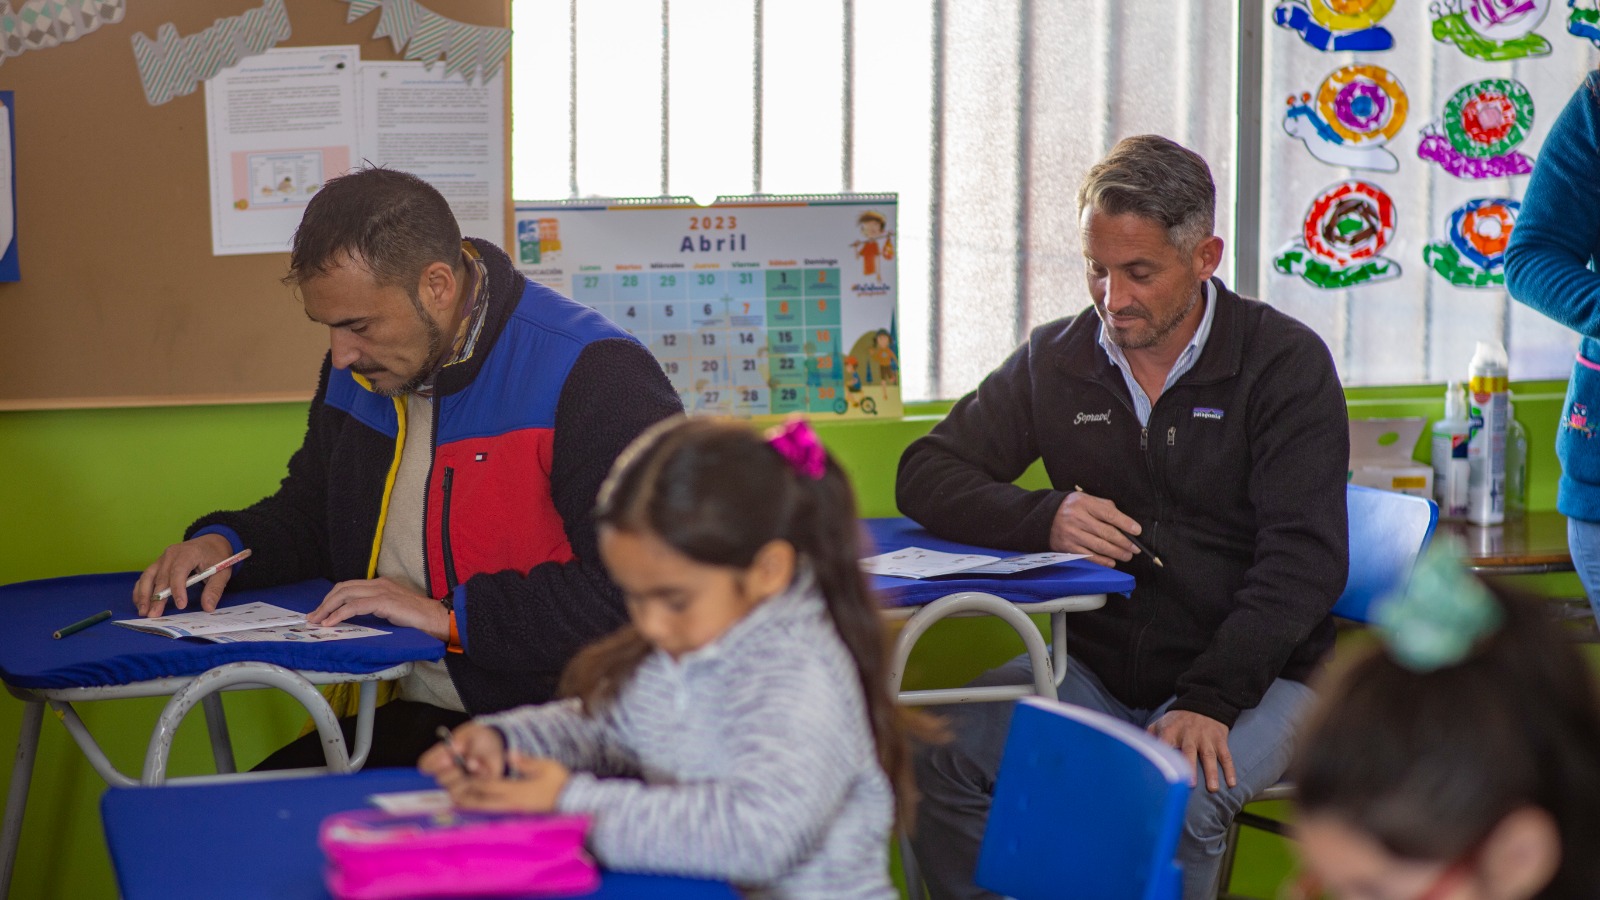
[
  {"xmin": 435, "ymin": 725, "xmax": 470, "ymax": 775},
  {"xmin": 1073, "ymin": 486, "xmax": 1165, "ymax": 568}
]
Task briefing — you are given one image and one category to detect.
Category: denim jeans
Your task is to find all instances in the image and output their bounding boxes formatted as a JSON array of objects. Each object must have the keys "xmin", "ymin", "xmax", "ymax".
[
  {"xmin": 911, "ymin": 655, "xmax": 1314, "ymax": 900},
  {"xmin": 1566, "ymin": 517, "xmax": 1600, "ymax": 628}
]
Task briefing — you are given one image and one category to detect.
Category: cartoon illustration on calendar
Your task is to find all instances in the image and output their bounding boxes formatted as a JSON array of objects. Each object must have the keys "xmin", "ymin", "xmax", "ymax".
[{"xmin": 514, "ymin": 195, "xmax": 902, "ymax": 419}]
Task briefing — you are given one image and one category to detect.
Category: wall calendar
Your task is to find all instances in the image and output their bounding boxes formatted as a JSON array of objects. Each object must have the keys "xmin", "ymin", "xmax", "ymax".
[{"xmin": 513, "ymin": 194, "xmax": 901, "ymax": 419}]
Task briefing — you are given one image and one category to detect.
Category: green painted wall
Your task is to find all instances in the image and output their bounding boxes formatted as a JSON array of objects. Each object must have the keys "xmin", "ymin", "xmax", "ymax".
[{"xmin": 0, "ymin": 383, "xmax": 1579, "ymax": 898}]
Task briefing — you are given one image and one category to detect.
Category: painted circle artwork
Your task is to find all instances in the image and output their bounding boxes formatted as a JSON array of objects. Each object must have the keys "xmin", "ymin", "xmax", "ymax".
[
  {"xmin": 1448, "ymin": 198, "xmax": 1519, "ymax": 269},
  {"xmin": 1462, "ymin": 0, "xmax": 1550, "ymax": 40},
  {"xmin": 1302, "ymin": 181, "xmax": 1396, "ymax": 267},
  {"xmin": 1309, "ymin": 0, "xmax": 1396, "ymax": 28},
  {"xmin": 1443, "ymin": 78, "xmax": 1533, "ymax": 157},
  {"xmin": 1316, "ymin": 64, "xmax": 1408, "ymax": 144}
]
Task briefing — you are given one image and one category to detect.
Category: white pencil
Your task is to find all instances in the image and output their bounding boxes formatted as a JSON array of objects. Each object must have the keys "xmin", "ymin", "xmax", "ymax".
[{"xmin": 151, "ymin": 549, "xmax": 253, "ymax": 602}]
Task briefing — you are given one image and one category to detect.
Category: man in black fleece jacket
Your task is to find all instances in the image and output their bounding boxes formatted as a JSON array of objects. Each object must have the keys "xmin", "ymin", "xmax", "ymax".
[
  {"xmin": 898, "ymin": 136, "xmax": 1348, "ymax": 900},
  {"xmin": 133, "ymin": 168, "xmax": 682, "ymax": 767}
]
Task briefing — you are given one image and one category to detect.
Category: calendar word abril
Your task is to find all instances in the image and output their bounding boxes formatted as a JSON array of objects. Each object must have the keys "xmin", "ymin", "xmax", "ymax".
[{"xmin": 514, "ymin": 195, "xmax": 902, "ymax": 419}]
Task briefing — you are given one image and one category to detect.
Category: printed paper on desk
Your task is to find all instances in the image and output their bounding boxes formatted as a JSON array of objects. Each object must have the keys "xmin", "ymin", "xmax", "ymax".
[
  {"xmin": 368, "ymin": 790, "xmax": 453, "ymax": 815},
  {"xmin": 114, "ymin": 602, "xmax": 386, "ymax": 643},
  {"xmin": 861, "ymin": 547, "xmax": 1086, "ymax": 579}
]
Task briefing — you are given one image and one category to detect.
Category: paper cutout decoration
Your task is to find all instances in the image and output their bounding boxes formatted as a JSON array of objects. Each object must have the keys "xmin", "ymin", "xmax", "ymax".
[
  {"xmin": 1417, "ymin": 79, "xmax": 1535, "ymax": 180},
  {"xmin": 1273, "ymin": 0, "xmax": 1395, "ymax": 51},
  {"xmin": 131, "ymin": 0, "xmax": 292, "ymax": 106},
  {"xmin": 1275, "ymin": 181, "xmax": 1401, "ymax": 289},
  {"xmin": 1431, "ymin": 0, "xmax": 1552, "ymax": 59},
  {"xmin": 0, "ymin": 0, "xmax": 125, "ymax": 66},
  {"xmin": 1284, "ymin": 65, "xmax": 1408, "ymax": 172},
  {"xmin": 342, "ymin": 0, "xmax": 512, "ymax": 84},
  {"xmin": 1424, "ymin": 198, "xmax": 1520, "ymax": 288},
  {"xmin": 1568, "ymin": 0, "xmax": 1600, "ymax": 45}
]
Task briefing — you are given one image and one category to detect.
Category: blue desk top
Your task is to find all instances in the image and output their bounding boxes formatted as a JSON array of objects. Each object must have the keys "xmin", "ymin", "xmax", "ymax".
[
  {"xmin": 0, "ymin": 573, "xmax": 443, "ymax": 690},
  {"xmin": 863, "ymin": 518, "xmax": 1133, "ymax": 607},
  {"xmin": 101, "ymin": 769, "xmax": 738, "ymax": 900}
]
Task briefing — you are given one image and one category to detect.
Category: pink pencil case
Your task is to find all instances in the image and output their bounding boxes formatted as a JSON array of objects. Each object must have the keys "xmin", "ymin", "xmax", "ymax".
[{"xmin": 319, "ymin": 807, "xmax": 600, "ymax": 900}]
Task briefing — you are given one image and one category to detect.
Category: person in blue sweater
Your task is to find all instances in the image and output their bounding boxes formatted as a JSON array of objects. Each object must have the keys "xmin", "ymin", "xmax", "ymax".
[
  {"xmin": 422, "ymin": 418, "xmax": 940, "ymax": 899},
  {"xmin": 1504, "ymin": 72, "xmax": 1600, "ymax": 627}
]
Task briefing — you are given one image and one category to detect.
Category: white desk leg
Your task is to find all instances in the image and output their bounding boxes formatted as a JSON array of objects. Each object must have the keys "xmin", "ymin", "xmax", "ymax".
[
  {"xmin": 144, "ymin": 663, "xmax": 351, "ymax": 785},
  {"xmin": 201, "ymin": 692, "xmax": 237, "ymax": 774},
  {"xmin": 348, "ymin": 680, "xmax": 376, "ymax": 771},
  {"xmin": 1052, "ymin": 611, "xmax": 1069, "ymax": 687},
  {"xmin": 890, "ymin": 593, "xmax": 1056, "ymax": 704},
  {"xmin": 0, "ymin": 699, "xmax": 43, "ymax": 898}
]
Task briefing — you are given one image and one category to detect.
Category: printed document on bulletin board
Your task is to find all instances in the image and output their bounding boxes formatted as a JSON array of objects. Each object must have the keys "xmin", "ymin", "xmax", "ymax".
[
  {"xmin": 357, "ymin": 62, "xmax": 505, "ymax": 248},
  {"xmin": 206, "ymin": 49, "xmax": 506, "ymax": 256},
  {"xmin": 206, "ymin": 46, "xmax": 359, "ymax": 256}
]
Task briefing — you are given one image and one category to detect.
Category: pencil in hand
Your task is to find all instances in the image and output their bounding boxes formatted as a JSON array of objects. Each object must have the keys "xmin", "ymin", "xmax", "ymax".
[
  {"xmin": 150, "ymin": 549, "xmax": 253, "ymax": 603},
  {"xmin": 1073, "ymin": 486, "xmax": 1165, "ymax": 568}
]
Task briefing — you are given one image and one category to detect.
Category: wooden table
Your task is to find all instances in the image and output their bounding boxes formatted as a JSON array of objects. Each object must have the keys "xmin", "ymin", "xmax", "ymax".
[{"xmin": 1436, "ymin": 509, "xmax": 1573, "ymax": 575}]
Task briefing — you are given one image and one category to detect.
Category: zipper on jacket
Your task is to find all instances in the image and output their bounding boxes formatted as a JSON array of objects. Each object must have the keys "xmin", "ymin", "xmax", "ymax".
[
  {"xmin": 1140, "ymin": 427, "xmax": 1148, "ymax": 451},
  {"xmin": 420, "ymin": 395, "xmax": 439, "ymax": 595},
  {"xmin": 440, "ymin": 466, "xmax": 460, "ymax": 591},
  {"xmin": 1167, "ymin": 426, "xmax": 1176, "ymax": 446}
]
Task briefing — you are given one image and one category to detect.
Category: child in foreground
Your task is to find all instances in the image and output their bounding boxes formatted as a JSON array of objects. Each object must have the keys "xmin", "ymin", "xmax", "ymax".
[
  {"xmin": 420, "ymin": 417, "xmax": 936, "ymax": 899},
  {"xmin": 1289, "ymin": 544, "xmax": 1600, "ymax": 900}
]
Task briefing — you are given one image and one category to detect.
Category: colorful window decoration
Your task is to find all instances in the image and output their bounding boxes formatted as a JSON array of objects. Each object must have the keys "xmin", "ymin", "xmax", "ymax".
[
  {"xmin": 1283, "ymin": 64, "xmax": 1408, "ymax": 172},
  {"xmin": 1417, "ymin": 79, "xmax": 1536, "ymax": 179},
  {"xmin": 1273, "ymin": 0, "xmax": 1396, "ymax": 51},
  {"xmin": 1424, "ymin": 198, "xmax": 1520, "ymax": 288},
  {"xmin": 1275, "ymin": 181, "xmax": 1401, "ymax": 289},
  {"xmin": 1431, "ymin": 0, "xmax": 1553, "ymax": 60}
]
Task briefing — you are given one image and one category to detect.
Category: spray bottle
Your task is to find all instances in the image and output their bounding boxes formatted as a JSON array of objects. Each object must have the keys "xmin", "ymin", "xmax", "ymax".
[
  {"xmin": 1431, "ymin": 381, "xmax": 1471, "ymax": 520},
  {"xmin": 1466, "ymin": 341, "xmax": 1510, "ymax": 526},
  {"xmin": 1505, "ymin": 393, "xmax": 1529, "ymax": 518}
]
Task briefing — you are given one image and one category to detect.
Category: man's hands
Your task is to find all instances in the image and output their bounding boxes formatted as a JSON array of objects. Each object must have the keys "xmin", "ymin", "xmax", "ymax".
[
  {"xmin": 1049, "ymin": 489, "xmax": 1143, "ymax": 568},
  {"xmin": 133, "ymin": 533, "xmax": 235, "ymax": 617},
  {"xmin": 307, "ymin": 577, "xmax": 451, "ymax": 640},
  {"xmin": 420, "ymin": 723, "xmax": 570, "ymax": 814},
  {"xmin": 1148, "ymin": 710, "xmax": 1236, "ymax": 793}
]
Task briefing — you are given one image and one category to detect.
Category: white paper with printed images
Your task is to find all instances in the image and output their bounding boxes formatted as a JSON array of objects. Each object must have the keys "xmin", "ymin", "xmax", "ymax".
[
  {"xmin": 114, "ymin": 602, "xmax": 386, "ymax": 643},
  {"xmin": 860, "ymin": 547, "xmax": 1086, "ymax": 579}
]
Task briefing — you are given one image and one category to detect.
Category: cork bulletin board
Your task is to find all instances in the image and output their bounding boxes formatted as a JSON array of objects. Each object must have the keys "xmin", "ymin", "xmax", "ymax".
[{"xmin": 0, "ymin": 0, "xmax": 511, "ymax": 409}]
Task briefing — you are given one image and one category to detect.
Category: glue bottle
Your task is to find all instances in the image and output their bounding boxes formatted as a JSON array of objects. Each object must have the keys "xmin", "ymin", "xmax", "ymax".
[
  {"xmin": 1431, "ymin": 380, "xmax": 1471, "ymax": 520},
  {"xmin": 1466, "ymin": 341, "xmax": 1510, "ymax": 526}
]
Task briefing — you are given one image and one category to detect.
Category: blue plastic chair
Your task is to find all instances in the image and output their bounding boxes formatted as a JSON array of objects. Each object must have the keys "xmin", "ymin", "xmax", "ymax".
[
  {"xmin": 1329, "ymin": 484, "xmax": 1441, "ymax": 624},
  {"xmin": 1215, "ymin": 484, "xmax": 1439, "ymax": 897},
  {"xmin": 976, "ymin": 697, "xmax": 1192, "ymax": 900}
]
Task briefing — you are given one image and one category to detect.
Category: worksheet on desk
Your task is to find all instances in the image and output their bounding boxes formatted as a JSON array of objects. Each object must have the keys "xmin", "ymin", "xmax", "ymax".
[{"xmin": 861, "ymin": 547, "xmax": 1086, "ymax": 579}]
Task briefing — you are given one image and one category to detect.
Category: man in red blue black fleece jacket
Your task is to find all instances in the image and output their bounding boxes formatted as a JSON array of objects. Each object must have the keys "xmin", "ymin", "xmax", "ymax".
[{"xmin": 133, "ymin": 167, "xmax": 682, "ymax": 767}]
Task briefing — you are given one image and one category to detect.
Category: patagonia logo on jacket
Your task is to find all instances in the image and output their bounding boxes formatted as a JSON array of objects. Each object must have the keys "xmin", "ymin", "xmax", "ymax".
[
  {"xmin": 1193, "ymin": 407, "xmax": 1225, "ymax": 420},
  {"xmin": 1074, "ymin": 409, "xmax": 1112, "ymax": 425}
]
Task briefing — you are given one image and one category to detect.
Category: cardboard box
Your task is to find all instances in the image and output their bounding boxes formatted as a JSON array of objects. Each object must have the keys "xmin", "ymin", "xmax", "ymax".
[{"xmin": 1348, "ymin": 417, "xmax": 1433, "ymax": 498}]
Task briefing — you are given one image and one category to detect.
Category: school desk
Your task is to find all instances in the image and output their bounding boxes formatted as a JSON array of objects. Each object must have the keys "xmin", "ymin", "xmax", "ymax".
[
  {"xmin": 1438, "ymin": 508, "xmax": 1574, "ymax": 575},
  {"xmin": 0, "ymin": 573, "xmax": 443, "ymax": 896},
  {"xmin": 101, "ymin": 768, "xmax": 740, "ymax": 900},
  {"xmin": 863, "ymin": 517, "xmax": 1134, "ymax": 706}
]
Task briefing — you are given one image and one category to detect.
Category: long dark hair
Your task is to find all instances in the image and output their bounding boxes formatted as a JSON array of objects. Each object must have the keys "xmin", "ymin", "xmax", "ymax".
[
  {"xmin": 559, "ymin": 416, "xmax": 939, "ymax": 825},
  {"xmin": 1292, "ymin": 584, "xmax": 1600, "ymax": 897}
]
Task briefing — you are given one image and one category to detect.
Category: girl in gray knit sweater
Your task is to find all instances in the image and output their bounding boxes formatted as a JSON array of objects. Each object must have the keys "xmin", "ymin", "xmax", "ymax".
[{"xmin": 421, "ymin": 417, "xmax": 938, "ymax": 899}]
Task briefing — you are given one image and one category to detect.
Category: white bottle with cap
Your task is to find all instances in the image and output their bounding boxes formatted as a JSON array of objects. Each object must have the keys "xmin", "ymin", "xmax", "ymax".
[
  {"xmin": 1466, "ymin": 340, "xmax": 1510, "ymax": 526},
  {"xmin": 1431, "ymin": 381, "xmax": 1471, "ymax": 520}
]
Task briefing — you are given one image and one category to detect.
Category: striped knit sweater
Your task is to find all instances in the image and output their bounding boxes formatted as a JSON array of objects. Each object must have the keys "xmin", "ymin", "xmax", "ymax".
[{"xmin": 479, "ymin": 577, "xmax": 897, "ymax": 899}]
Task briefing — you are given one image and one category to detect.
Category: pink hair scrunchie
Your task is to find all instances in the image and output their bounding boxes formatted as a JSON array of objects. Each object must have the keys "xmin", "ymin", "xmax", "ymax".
[{"xmin": 765, "ymin": 418, "xmax": 826, "ymax": 480}]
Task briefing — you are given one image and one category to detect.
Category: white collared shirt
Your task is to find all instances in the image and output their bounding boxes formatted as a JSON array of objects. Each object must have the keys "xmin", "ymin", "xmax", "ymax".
[{"xmin": 1096, "ymin": 279, "xmax": 1217, "ymax": 427}]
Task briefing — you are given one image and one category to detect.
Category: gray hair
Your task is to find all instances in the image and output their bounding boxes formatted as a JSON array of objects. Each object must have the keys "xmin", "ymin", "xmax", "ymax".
[{"xmin": 1076, "ymin": 135, "xmax": 1215, "ymax": 252}]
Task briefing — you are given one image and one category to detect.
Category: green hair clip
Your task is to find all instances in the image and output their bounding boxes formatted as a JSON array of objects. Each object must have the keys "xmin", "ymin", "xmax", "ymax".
[{"xmin": 1372, "ymin": 538, "xmax": 1502, "ymax": 673}]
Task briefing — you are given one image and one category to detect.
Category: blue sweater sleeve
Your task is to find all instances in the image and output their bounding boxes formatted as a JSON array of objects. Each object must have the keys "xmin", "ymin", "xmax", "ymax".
[{"xmin": 1505, "ymin": 74, "xmax": 1600, "ymax": 338}]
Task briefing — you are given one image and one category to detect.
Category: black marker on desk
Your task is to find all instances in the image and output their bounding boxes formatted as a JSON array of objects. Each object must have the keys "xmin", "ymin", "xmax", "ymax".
[
  {"xmin": 1073, "ymin": 486, "xmax": 1165, "ymax": 568},
  {"xmin": 54, "ymin": 609, "xmax": 112, "ymax": 639}
]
